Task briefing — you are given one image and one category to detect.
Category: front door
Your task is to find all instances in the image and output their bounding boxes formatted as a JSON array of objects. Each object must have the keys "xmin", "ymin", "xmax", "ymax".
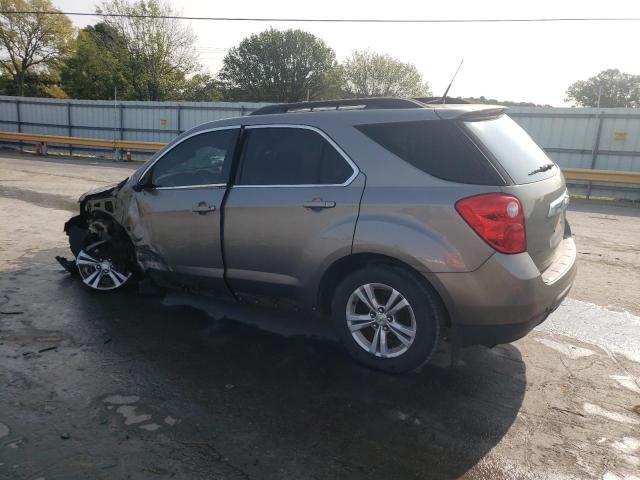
[
  {"xmin": 134, "ymin": 127, "xmax": 239, "ymax": 294},
  {"xmin": 223, "ymin": 125, "xmax": 364, "ymax": 305}
]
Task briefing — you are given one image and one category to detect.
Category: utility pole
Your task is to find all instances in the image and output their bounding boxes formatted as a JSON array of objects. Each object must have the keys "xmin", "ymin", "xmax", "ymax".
[
  {"xmin": 587, "ymin": 84, "xmax": 604, "ymax": 199},
  {"xmin": 113, "ymin": 87, "xmax": 119, "ymax": 161},
  {"xmin": 113, "ymin": 87, "xmax": 118, "ymax": 142}
]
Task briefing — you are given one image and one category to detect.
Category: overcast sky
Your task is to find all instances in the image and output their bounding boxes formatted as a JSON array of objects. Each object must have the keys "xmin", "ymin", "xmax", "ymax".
[{"xmin": 52, "ymin": 0, "xmax": 640, "ymax": 106}]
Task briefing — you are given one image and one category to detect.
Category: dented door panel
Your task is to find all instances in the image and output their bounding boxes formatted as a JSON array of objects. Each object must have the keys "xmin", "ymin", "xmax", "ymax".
[{"xmin": 132, "ymin": 186, "xmax": 230, "ymax": 295}]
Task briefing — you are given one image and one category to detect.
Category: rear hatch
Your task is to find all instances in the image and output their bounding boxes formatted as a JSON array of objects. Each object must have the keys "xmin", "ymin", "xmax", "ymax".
[{"xmin": 463, "ymin": 115, "xmax": 569, "ymax": 272}]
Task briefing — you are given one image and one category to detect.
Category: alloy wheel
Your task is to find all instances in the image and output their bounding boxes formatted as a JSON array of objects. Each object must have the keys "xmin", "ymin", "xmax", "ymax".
[
  {"xmin": 76, "ymin": 241, "xmax": 131, "ymax": 291},
  {"xmin": 345, "ymin": 283, "xmax": 417, "ymax": 358}
]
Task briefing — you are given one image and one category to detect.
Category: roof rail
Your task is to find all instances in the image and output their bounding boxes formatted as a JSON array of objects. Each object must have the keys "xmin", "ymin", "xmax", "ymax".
[{"xmin": 250, "ymin": 97, "xmax": 426, "ymax": 116}]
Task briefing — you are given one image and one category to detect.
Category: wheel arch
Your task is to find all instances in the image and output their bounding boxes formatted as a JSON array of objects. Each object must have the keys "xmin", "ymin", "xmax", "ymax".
[
  {"xmin": 66, "ymin": 209, "xmax": 137, "ymax": 264},
  {"xmin": 316, "ymin": 252, "xmax": 452, "ymax": 326}
]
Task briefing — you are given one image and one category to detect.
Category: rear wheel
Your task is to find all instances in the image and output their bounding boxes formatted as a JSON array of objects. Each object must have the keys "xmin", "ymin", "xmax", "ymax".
[{"xmin": 331, "ymin": 265, "xmax": 444, "ymax": 373}]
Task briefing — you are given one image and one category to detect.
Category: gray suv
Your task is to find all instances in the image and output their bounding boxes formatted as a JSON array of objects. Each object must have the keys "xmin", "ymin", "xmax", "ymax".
[{"xmin": 61, "ymin": 98, "xmax": 577, "ymax": 372}]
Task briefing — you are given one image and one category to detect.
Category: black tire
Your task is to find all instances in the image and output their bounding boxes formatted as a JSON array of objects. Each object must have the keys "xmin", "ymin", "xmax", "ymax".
[{"xmin": 331, "ymin": 264, "xmax": 445, "ymax": 373}]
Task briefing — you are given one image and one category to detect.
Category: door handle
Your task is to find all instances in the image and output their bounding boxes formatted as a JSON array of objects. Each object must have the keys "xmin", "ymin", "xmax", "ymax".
[
  {"xmin": 192, "ymin": 202, "xmax": 216, "ymax": 214},
  {"xmin": 303, "ymin": 199, "xmax": 336, "ymax": 209}
]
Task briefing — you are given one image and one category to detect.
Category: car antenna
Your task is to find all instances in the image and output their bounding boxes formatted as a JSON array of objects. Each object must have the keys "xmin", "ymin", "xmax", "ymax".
[{"xmin": 440, "ymin": 59, "xmax": 464, "ymax": 104}]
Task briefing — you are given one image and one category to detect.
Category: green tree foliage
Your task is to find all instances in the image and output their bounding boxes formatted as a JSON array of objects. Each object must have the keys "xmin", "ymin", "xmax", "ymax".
[
  {"xmin": 220, "ymin": 28, "xmax": 339, "ymax": 102},
  {"xmin": 341, "ymin": 50, "xmax": 430, "ymax": 98},
  {"xmin": 463, "ymin": 96, "xmax": 548, "ymax": 107},
  {"xmin": 97, "ymin": 0, "xmax": 199, "ymax": 101},
  {"xmin": 0, "ymin": 0, "xmax": 73, "ymax": 96},
  {"xmin": 175, "ymin": 73, "xmax": 222, "ymax": 101},
  {"xmin": 566, "ymin": 69, "xmax": 640, "ymax": 108},
  {"xmin": 0, "ymin": 67, "xmax": 65, "ymax": 96},
  {"xmin": 60, "ymin": 23, "xmax": 132, "ymax": 99}
]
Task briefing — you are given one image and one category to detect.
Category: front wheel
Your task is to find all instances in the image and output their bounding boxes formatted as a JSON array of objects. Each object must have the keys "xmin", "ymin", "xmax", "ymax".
[
  {"xmin": 331, "ymin": 265, "xmax": 445, "ymax": 373},
  {"xmin": 76, "ymin": 240, "xmax": 133, "ymax": 291}
]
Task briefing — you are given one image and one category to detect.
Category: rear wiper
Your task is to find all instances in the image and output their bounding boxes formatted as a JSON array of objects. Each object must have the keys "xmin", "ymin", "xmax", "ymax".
[{"xmin": 528, "ymin": 163, "xmax": 555, "ymax": 176}]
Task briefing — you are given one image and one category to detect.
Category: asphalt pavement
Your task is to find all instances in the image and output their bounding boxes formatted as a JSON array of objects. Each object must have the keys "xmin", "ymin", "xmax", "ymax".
[{"xmin": 1, "ymin": 152, "xmax": 639, "ymax": 480}]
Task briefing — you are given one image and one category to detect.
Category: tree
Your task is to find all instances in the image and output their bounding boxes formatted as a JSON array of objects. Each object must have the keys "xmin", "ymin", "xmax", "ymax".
[
  {"xmin": 219, "ymin": 28, "xmax": 339, "ymax": 102},
  {"xmin": 463, "ymin": 96, "xmax": 548, "ymax": 107},
  {"xmin": 175, "ymin": 73, "xmax": 222, "ymax": 101},
  {"xmin": 341, "ymin": 50, "xmax": 430, "ymax": 98},
  {"xmin": 98, "ymin": 0, "xmax": 199, "ymax": 101},
  {"xmin": 61, "ymin": 23, "xmax": 133, "ymax": 100},
  {"xmin": 566, "ymin": 69, "xmax": 640, "ymax": 108},
  {"xmin": 0, "ymin": 0, "xmax": 73, "ymax": 96},
  {"xmin": 0, "ymin": 67, "xmax": 65, "ymax": 96}
]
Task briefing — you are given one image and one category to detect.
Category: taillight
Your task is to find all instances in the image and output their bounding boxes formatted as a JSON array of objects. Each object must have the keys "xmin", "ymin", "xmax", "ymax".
[{"xmin": 455, "ymin": 193, "xmax": 526, "ymax": 254}]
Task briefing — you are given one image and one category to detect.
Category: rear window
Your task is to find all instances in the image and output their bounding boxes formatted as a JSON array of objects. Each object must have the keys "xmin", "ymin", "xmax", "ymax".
[
  {"xmin": 464, "ymin": 115, "xmax": 556, "ymax": 184},
  {"xmin": 356, "ymin": 120, "xmax": 502, "ymax": 185}
]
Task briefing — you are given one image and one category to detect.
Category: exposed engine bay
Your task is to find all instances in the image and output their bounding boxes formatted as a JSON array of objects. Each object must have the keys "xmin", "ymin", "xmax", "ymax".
[{"xmin": 57, "ymin": 178, "xmax": 138, "ymax": 291}]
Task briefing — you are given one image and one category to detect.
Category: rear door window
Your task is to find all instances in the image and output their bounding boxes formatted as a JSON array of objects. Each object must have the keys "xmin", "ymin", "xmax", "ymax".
[
  {"xmin": 464, "ymin": 115, "xmax": 557, "ymax": 184},
  {"xmin": 356, "ymin": 120, "xmax": 502, "ymax": 185},
  {"xmin": 238, "ymin": 127, "xmax": 354, "ymax": 185}
]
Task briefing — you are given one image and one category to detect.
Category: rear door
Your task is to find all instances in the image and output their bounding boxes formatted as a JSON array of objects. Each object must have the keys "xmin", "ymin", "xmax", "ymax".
[
  {"xmin": 464, "ymin": 115, "xmax": 569, "ymax": 271},
  {"xmin": 134, "ymin": 127, "xmax": 239, "ymax": 293},
  {"xmin": 223, "ymin": 125, "xmax": 364, "ymax": 304}
]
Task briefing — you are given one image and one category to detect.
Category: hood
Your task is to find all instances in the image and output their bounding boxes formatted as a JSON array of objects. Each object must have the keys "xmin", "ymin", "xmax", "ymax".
[{"xmin": 78, "ymin": 177, "xmax": 129, "ymax": 203}]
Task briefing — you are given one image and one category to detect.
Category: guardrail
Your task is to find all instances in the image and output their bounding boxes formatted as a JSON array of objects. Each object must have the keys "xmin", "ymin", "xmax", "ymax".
[
  {"xmin": 0, "ymin": 131, "xmax": 164, "ymax": 160},
  {"xmin": 1, "ymin": 131, "xmax": 640, "ymax": 186},
  {"xmin": 562, "ymin": 168, "xmax": 640, "ymax": 185}
]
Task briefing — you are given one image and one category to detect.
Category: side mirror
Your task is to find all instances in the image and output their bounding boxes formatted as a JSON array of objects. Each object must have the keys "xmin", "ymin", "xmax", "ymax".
[{"xmin": 133, "ymin": 177, "xmax": 155, "ymax": 192}]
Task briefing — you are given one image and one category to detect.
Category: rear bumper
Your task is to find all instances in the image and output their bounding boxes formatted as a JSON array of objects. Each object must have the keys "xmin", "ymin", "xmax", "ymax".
[{"xmin": 431, "ymin": 236, "xmax": 577, "ymax": 347}]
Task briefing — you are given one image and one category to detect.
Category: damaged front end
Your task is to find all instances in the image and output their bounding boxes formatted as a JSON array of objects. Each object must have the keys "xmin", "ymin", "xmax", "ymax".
[{"xmin": 57, "ymin": 178, "xmax": 138, "ymax": 291}]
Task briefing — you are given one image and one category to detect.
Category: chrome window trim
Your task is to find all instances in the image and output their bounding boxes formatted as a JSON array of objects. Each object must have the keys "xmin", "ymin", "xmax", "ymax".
[
  {"xmin": 154, "ymin": 183, "xmax": 227, "ymax": 191},
  {"xmin": 234, "ymin": 124, "xmax": 360, "ymax": 188},
  {"xmin": 137, "ymin": 125, "xmax": 240, "ymax": 188}
]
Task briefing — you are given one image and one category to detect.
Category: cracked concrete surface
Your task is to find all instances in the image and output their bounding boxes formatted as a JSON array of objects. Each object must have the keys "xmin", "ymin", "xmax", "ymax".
[{"xmin": 1, "ymin": 152, "xmax": 640, "ymax": 479}]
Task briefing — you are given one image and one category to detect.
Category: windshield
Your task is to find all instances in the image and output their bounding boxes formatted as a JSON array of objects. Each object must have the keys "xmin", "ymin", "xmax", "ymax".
[{"xmin": 465, "ymin": 115, "xmax": 557, "ymax": 184}]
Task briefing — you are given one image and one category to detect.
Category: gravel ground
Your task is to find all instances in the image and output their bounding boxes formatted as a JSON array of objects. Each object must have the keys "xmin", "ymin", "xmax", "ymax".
[
  {"xmin": 567, "ymin": 200, "xmax": 640, "ymax": 315},
  {"xmin": 1, "ymin": 152, "xmax": 639, "ymax": 480}
]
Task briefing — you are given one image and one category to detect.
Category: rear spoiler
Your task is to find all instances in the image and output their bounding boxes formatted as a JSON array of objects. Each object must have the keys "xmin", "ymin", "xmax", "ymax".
[
  {"xmin": 434, "ymin": 106, "xmax": 508, "ymax": 122},
  {"xmin": 250, "ymin": 97, "xmax": 425, "ymax": 115}
]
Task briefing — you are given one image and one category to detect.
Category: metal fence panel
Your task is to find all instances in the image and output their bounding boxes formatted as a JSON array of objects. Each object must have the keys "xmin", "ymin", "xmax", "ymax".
[
  {"xmin": 20, "ymin": 100, "xmax": 67, "ymax": 126},
  {"xmin": 0, "ymin": 99, "xmax": 18, "ymax": 129},
  {"xmin": 72, "ymin": 103, "xmax": 115, "ymax": 130}
]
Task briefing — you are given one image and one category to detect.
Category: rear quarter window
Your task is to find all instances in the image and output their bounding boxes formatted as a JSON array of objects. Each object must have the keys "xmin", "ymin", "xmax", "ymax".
[{"xmin": 355, "ymin": 120, "xmax": 503, "ymax": 185}]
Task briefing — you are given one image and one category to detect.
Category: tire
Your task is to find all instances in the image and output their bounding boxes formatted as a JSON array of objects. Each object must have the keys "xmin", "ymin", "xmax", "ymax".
[{"xmin": 331, "ymin": 264, "xmax": 445, "ymax": 373}]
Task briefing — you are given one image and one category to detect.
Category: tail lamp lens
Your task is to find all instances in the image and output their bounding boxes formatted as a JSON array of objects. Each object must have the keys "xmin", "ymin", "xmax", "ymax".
[{"xmin": 455, "ymin": 193, "xmax": 526, "ymax": 254}]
